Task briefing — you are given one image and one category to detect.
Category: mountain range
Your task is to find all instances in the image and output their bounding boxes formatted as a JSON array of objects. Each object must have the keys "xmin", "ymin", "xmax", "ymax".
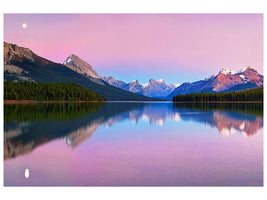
[
  {"xmin": 62, "ymin": 54, "xmax": 181, "ymax": 98},
  {"xmin": 4, "ymin": 42, "xmax": 263, "ymax": 101},
  {"xmin": 104, "ymin": 76, "xmax": 181, "ymax": 98},
  {"xmin": 4, "ymin": 42, "xmax": 158, "ymax": 101},
  {"xmin": 61, "ymin": 51, "xmax": 263, "ymax": 99},
  {"xmin": 166, "ymin": 67, "xmax": 263, "ymax": 100}
]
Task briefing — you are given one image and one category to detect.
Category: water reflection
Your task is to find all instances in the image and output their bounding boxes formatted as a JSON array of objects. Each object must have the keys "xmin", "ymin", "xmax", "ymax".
[
  {"xmin": 4, "ymin": 102, "xmax": 263, "ymax": 160},
  {"xmin": 173, "ymin": 103, "xmax": 263, "ymax": 138},
  {"xmin": 25, "ymin": 169, "xmax": 30, "ymax": 179}
]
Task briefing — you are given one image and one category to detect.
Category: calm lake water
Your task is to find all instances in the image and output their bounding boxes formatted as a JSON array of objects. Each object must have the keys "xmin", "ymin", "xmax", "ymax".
[{"xmin": 4, "ymin": 102, "xmax": 263, "ymax": 186}]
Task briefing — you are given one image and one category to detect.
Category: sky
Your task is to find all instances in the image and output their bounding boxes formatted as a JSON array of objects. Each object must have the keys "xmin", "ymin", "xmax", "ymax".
[{"xmin": 4, "ymin": 14, "xmax": 263, "ymax": 84}]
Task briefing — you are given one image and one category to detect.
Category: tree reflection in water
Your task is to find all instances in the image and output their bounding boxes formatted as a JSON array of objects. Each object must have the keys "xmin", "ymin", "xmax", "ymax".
[{"xmin": 4, "ymin": 102, "xmax": 263, "ymax": 160}]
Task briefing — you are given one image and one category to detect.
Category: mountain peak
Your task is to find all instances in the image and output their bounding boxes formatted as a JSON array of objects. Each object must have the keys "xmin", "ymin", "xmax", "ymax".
[
  {"xmin": 157, "ymin": 79, "xmax": 165, "ymax": 83},
  {"xmin": 130, "ymin": 80, "xmax": 139, "ymax": 84},
  {"xmin": 218, "ymin": 67, "xmax": 236, "ymax": 75},
  {"xmin": 240, "ymin": 66, "xmax": 258, "ymax": 73},
  {"xmin": 63, "ymin": 55, "xmax": 73, "ymax": 65},
  {"xmin": 240, "ymin": 66, "xmax": 250, "ymax": 72},
  {"xmin": 4, "ymin": 42, "xmax": 35, "ymax": 64},
  {"xmin": 103, "ymin": 75, "xmax": 114, "ymax": 81},
  {"xmin": 63, "ymin": 54, "xmax": 82, "ymax": 65},
  {"xmin": 142, "ymin": 81, "xmax": 150, "ymax": 87},
  {"xmin": 142, "ymin": 79, "xmax": 162, "ymax": 87},
  {"xmin": 167, "ymin": 65, "xmax": 263, "ymax": 100},
  {"xmin": 63, "ymin": 54, "xmax": 102, "ymax": 79},
  {"xmin": 173, "ymin": 83, "xmax": 181, "ymax": 88}
]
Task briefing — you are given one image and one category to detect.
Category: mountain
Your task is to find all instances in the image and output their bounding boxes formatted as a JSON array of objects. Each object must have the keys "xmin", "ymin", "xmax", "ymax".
[
  {"xmin": 104, "ymin": 76, "xmax": 180, "ymax": 98},
  {"xmin": 141, "ymin": 79, "xmax": 181, "ymax": 98},
  {"xmin": 166, "ymin": 67, "xmax": 263, "ymax": 100},
  {"xmin": 103, "ymin": 76, "xmax": 128, "ymax": 88},
  {"xmin": 124, "ymin": 80, "xmax": 145, "ymax": 94},
  {"xmin": 3, "ymin": 42, "xmax": 158, "ymax": 101},
  {"xmin": 63, "ymin": 54, "xmax": 106, "ymax": 85}
]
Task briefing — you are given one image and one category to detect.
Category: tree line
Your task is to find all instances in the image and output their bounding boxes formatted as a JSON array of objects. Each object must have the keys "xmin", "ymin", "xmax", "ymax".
[
  {"xmin": 173, "ymin": 87, "xmax": 263, "ymax": 102},
  {"xmin": 173, "ymin": 102, "xmax": 263, "ymax": 116},
  {"xmin": 4, "ymin": 102, "xmax": 104, "ymax": 122},
  {"xmin": 4, "ymin": 81, "xmax": 106, "ymax": 101}
]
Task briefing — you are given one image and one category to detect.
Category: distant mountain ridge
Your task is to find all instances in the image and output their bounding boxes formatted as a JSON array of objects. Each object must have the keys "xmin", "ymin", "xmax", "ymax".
[
  {"xmin": 4, "ymin": 42, "xmax": 158, "ymax": 101},
  {"xmin": 104, "ymin": 76, "xmax": 180, "ymax": 98},
  {"xmin": 166, "ymin": 67, "xmax": 263, "ymax": 100},
  {"xmin": 62, "ymin": 54, "xmax": 180, "ymax": 98},
  {"xmin": 4, "ymin": 42, "xmax": 263, "ymax": 101}
]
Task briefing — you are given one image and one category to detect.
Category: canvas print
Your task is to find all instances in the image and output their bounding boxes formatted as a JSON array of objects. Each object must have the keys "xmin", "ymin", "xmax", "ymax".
[{"xmin": 3, "ymin": 14, "xmax": 263, "ymax": 186}]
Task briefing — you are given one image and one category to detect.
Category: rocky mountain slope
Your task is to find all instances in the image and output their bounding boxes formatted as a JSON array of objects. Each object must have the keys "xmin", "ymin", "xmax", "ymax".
[
  {"xmin": 63, "ymin": 54, "xmax": 106, "ymax": 85},
  {"xmin": 167, "ymin": 67, "xmax": 263, "ymax": 100},
  {"xmin": 4, "ymin": 42, "xmax": 158, "ymax": 101},
  {"xmin": 104, "ymin": 76, "xmax": 180, "ymax": 98},
  {"xmin": 62, "ymin": 54, "xmax": 180, "ymax": 98}
]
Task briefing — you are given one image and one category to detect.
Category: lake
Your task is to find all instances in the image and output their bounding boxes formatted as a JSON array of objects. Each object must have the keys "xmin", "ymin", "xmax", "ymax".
[{"xmin": 4, "ymin": 102, "xmax": 263, "ymax": 186}]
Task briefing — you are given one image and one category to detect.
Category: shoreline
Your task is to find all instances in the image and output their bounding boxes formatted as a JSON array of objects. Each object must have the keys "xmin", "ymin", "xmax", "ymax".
[
  {"xmin": 4, "ymin": 100, "xmax": 263, "ymax": 104},
  {"xmin": 173, "ymin": 101, "xmax": 263, "ymax": 103},
  {"xmin": 4, "ymin": 100, "xmax": 104, "ymax": 104}
]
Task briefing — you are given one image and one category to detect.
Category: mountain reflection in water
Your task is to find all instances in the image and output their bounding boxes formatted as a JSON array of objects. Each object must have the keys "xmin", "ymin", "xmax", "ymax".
[{"xmin": 4, "ymin": 102, "xmax": 263, "ymax": 160}]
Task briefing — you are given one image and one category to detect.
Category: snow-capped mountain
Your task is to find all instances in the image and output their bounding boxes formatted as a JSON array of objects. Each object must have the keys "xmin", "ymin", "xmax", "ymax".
[
  {"xmin": 62, "ymin": 54, "xmax": 180, "ymax": 99},
  {"xmin": 141, "ymin": 79, "xmax": 180, "ymax": 98},
  {"xmin": 4, "ymin": 42, "xmax": 157, "ymax": 101},
  {"xmin": 63, "ymin": 54, "xmax": 105, "ymax": 85},
  {"xmin": 104, "ymin": 76, "xmax": 180, "ymax": 98},
  {"xmin": 218, "ymin": 67, "xmax": 237, "ymax": 75},
  {"xmin": 166, "ymin": 66, "xmax": 263, "ymax": 100}
]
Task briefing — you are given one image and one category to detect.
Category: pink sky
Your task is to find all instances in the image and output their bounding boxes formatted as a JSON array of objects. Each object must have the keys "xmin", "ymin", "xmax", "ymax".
[
  {"xmin": 4, "ymin": 14, "xmax": 263, "ymax": 83},
  {"xmin": 4, "ymin": 125, "xmax": 263, "ymax": 186}
]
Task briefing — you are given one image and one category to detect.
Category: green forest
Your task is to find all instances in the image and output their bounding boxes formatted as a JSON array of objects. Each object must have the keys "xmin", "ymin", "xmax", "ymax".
[
  {"xmin": 4, "ymin": 81, "xmax": 106, "ymax": 101},
  {"xmin": 4, "ymin": 56, "xmax": 156, "ymax": 101},
  {"xmin": 173, "ymin": 87, "xmax": 263, "ymax": 102}
]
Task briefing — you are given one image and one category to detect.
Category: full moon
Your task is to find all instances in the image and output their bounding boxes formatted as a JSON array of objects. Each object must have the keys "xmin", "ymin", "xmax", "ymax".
[{"xmin": 22, "ymin": 23, "xmax": 27, "ymax": 29}]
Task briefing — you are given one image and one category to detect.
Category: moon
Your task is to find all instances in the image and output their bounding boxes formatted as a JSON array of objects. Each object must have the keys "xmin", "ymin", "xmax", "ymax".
[{"xmin": 22, "ymin": 23, "xmax": 27, "ymax": 29}]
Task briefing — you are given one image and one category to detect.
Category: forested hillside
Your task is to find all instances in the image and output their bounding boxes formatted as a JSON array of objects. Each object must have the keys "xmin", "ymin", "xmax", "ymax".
[
  {"xmin": 173, "ymin": 87, "xmax": 263, "ymax": 102},
  {"xmin": 4, "ymin": 42, "xmax": 158, "ymax": 101},
  {"xmin": 4, "ymin": 81, "xmax": 106, "ymax": 101}
]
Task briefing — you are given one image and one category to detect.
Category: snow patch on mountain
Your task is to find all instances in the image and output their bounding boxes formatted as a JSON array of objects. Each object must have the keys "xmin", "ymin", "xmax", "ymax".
[
  {"xmin": 174, "ymin": 83, "xmax": 181, "ymax": 88},
  {"xmin": 66, "ymin": 56, "xmax": 72, "ymax": 63},
  {"xmin": 219, "ymin": 67, "xmax": 237, "ymax": 75},
  {"xmin": 166, "ymin": 66, "xmax": 263, "ymax": 100},
  {"xmin": 240, "ymin": 66, "xmax": 253, "ymax": 73},
  {"xmin": 130, "ymin": 80, "xmax": 138, "ymax": 83},
  {"xmin": 142, "ymin": 82, "xmax": 150, "ymax": 87},
  {"xmin": 105, "ymin": 77, "xmax": 180, "ymax": 98},
  {"xmin": 63, "ymin": 54, "xmax": 103, "ymax": 80},
  {"xmin": 239, "ymin": 74, "xmax": 245, "ymax": 80},
  {"xmin": 63, "ymin": 55, "xmax": 73, "ymax": 65},
  {"xmin": 239, "ymin": 74, "xmax": 249, "ymax": 82}
]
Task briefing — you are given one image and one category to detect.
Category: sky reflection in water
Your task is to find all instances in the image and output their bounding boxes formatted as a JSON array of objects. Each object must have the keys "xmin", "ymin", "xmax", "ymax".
[{"xmin": 4, "ymin": 102, "xmax": 263, "ymax": 186}]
